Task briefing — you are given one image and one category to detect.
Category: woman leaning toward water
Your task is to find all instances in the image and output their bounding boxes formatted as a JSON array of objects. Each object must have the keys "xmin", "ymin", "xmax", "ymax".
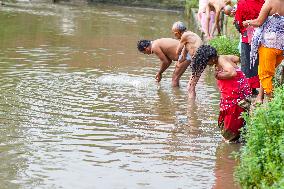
[
  {"xmin": 243, "ymin": 0, "xmax": 284, "ymax": 102},
  {"xmin": 192, "ymin": 45, "xmax": 251, "ymax": 142}
]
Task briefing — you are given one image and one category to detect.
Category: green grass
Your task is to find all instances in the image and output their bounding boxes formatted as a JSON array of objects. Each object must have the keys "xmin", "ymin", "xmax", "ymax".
[
  {"xmin": 208, "ymin": 35, "xmax": 240, "ymax": 56},
  {"xmin": 234, "ymin": 86, "xmax": 284, "ymax": 189}
]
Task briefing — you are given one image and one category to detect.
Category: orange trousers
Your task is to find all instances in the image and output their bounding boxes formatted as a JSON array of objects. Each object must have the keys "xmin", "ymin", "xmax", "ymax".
[{"xmin": 258, "ymin": 45, "xmax": 284, "ymax": 94}]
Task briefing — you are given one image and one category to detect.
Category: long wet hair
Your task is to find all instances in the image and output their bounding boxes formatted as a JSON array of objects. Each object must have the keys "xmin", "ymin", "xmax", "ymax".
[
  {"xmin": 137, "ymin": 40, "xmax": 151, "ymax": 52},
  {"xmin": 192, "ymin": 45, "xmax": 218, "ymax": 76}
]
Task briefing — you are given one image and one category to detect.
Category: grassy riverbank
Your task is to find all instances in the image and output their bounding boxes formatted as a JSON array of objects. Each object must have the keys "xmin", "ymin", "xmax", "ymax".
[
  {"xmin": 235, "ymin": 86, "xmax": 284, "ymax": 189},
  {"xmin": 208, "ymin": 35, "xmax": 239, "ymax": 56}
]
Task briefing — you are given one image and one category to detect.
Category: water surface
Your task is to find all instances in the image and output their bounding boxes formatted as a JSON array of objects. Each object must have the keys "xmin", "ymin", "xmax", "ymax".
[{"xmin": 0, "ymin": 3, "xmax": 240, "ymax": 189}]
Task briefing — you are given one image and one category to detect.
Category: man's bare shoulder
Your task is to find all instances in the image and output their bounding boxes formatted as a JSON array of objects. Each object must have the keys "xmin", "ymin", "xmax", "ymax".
[
  {"xmin": 154, "ymin": 38, "xmax": 179, "ymax": 48},
  {"xmin": 182, "ymin": 31, "xmax": 194, "ymax": 38},
  {"xmin": 156, "ymin": 38, "xmax": 179, "ymax": 43},
  {"xmin": 182, "ymin": 31, "xmax": 201, "ymax": 41},
  {"xmin": 152, "ymin": 38, "xmax": 178, "ymax": 53}
]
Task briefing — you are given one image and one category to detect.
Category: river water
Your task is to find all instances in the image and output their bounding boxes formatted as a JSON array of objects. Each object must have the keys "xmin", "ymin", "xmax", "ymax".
[{"xmin": 0, "ymin": 2, "xmax": 240, "ymax": 189}]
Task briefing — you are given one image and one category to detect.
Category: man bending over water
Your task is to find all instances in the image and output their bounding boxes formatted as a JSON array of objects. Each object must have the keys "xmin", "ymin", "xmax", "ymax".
[
  {"xmin": 172, "ymin": 21, "xmax": 203, "ymax": 98},
  {"xmin": 137, "ymin": 38, "xmax": 190, "ymax": 87}
]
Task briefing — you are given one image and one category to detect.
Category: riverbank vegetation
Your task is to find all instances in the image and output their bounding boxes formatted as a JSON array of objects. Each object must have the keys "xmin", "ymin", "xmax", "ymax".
[
  {"xmin": 184, "ymin": 0, "xmax": 198, "ymax": 17},
  {"xmin": 235, "ymin": 86, "xmax": 284, "ymax": 189},
  {"xmin": 208, "ymin": 35, "xmax": 239, "ymax": 56}
]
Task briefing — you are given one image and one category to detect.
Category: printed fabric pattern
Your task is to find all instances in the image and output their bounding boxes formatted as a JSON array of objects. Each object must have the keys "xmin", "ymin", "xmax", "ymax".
[{"xmin": 250, "ymin": 15, "xmax": 284, "ymax": 68}]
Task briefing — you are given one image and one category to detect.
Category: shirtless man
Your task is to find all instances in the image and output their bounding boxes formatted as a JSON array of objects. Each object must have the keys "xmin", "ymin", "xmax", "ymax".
[
  {"xmin": 204, "ymin": 0, "xmax": 232, "ymax": 40},
  {"xmin": 137, "ymin": 38, "xmax": 191, "ymax": 87},
  {"xmin": 171, "ymin": 21, "xmax": 203, "ymax": 98}
]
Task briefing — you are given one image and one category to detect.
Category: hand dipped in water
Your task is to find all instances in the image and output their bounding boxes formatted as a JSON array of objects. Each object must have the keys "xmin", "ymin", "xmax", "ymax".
[{"xmin": 155, "ymin": 72, "xmax": 162, "ymax": 83}]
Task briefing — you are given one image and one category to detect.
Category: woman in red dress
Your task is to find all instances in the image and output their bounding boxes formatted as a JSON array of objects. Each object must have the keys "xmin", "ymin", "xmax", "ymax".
[{"xmin": 192, "ymin": 45, "xmax": 252, "ymax": 142}]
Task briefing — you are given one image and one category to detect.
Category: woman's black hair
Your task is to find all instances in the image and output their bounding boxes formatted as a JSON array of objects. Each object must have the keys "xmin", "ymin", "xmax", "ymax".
[
  {"xmin": 192, "ymin": 45, "xmax": 218, "ymax": 76},
  {"xmin": 137, "ymin": 40, "xmax": 151, "ymax": 52}
]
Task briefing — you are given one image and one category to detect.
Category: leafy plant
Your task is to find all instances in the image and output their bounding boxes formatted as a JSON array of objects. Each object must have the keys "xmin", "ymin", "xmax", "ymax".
[
  {"xmin": 234, "ymin": 86, "xmax": 284, "ymax": 189},
  {"xmin": 208, "ymin": 35, "xmax": 240, "ymax": 56},
  {"xmin": 184, "ymin": 0, "xmax": 199, "ymax": 17},
  {"xmin": 185, "ymin": 0, "xmax": 198, "ymax": 9}
]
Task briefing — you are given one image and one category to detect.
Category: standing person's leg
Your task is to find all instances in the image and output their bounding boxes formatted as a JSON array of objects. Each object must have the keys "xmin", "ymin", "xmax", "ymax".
[
  {"xmin": 258, "ymin": 46, "xmax": 283, "ymax": 99},
  {"xmin": 240, "ymin": 43, "xmax": 260, "ymax": 89},
  {"xmin": 240, "ymin": 43, "xmax": 250, "ymax": 78},
  {"xmin": 172, "ymin": 60, "xmax": 190, "ymax": 87}
]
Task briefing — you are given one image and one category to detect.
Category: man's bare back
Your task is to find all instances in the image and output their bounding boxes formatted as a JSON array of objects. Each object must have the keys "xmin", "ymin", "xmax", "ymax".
[
  {"xmin": 151, "ymin": 38, "xmax": 179, "ymax": 61},
  {"xmin": 180, "ymin": 31, "xmax": 203, "ymax": 57},
  {"xmin": 208, "ymin": 0, "xmax": 224, "ymax": 11}
]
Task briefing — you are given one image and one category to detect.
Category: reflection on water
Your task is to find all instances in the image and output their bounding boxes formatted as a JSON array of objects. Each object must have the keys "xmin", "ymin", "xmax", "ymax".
[
  {"xmin": 0, "ymin": 2, "xmax": 240, "ymax": 189},
  {"xmin": 213, "ymin": 142, "xmax": 241, "ymax": 189},
  {"xmin": 57, "ymin": 6, "xmax": 75, "ymax": 35}
]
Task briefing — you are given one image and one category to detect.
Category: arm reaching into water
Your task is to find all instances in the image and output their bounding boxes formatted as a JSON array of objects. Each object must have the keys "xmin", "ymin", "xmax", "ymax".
[
  {"xmin": 176, "ymin": 37, "xmax": 187, "ymax": 57},
  {"xmin": 153, "ymin": 47, "xmax": 172, "ymax": 82},
  {"xmin": 187, "ymin": 75, "xmax": 199, "ymax": 98}
]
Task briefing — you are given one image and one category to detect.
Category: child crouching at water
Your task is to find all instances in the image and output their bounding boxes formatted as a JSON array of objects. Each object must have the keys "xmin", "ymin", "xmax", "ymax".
[{"xmin": 192, "ymin": 45, "xmax": 252, "ymax": 142}]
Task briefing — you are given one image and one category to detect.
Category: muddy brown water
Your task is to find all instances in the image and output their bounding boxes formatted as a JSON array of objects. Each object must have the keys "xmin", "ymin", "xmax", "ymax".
[{"xmin": 0, "ymin": 3, "xmax": 240, "ymax": 189}]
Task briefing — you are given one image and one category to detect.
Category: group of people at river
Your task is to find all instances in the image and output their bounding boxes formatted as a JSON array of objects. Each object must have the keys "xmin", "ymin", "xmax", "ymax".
[{"xmin": 137, "ymin": 0, "xmax": 284, "ymax": 142}]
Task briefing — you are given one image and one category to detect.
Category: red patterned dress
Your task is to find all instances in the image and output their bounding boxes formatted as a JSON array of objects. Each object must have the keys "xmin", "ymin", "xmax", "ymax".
[{"xmin": 217, "ymin": 68, "xmax": 252, "ymax": 142}]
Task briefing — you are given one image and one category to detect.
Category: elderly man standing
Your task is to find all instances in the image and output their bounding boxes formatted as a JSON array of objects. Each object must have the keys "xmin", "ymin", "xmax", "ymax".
[
  {"xmin": 137, "ymin": 38, "xmax": 191, "ymax": 87},
  {"xmin": 171, "ymin": 21, "xmax": 203, "ymax": 98}
]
